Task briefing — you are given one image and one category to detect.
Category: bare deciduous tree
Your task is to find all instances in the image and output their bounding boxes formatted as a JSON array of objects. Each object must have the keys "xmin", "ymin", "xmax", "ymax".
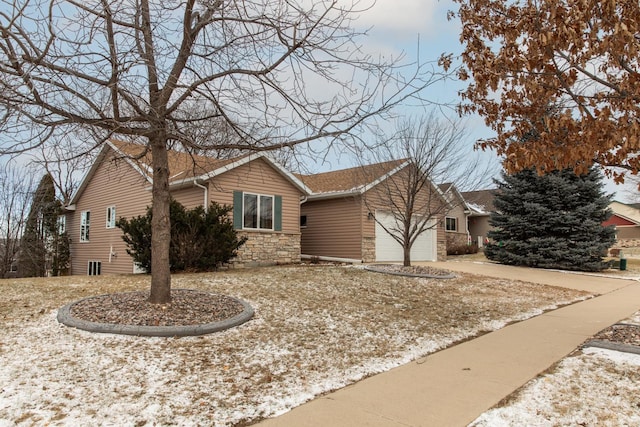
[
  {"xmin": 0, "ymin": 162, "xmax": 36, "ymax": 277},
  {"xmin": 32, "ymin": 137, "xmax": 93, "ymax": 205},
  {"xmin": 0, "ymin": 0, "xmax": 441, "ymax": 303},
  {"xmin": 361, "ymin": 112, "xmax": 494, "ymax": 266}
]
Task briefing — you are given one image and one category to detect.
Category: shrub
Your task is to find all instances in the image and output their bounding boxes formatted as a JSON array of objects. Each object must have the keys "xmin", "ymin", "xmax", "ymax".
[
  {"xmin": 447, "ymin": 243, "xmax": 479, "ymax": 256},
  {"xmin": 117, "ymin": 199, "xmax": 247, "ymax": 273}
]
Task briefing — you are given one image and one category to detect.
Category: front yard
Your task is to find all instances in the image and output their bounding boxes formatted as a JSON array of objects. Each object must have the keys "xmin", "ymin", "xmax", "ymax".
[{"xmin": 0, "ymin": 265, "xmax": 589, "ymax": 426}]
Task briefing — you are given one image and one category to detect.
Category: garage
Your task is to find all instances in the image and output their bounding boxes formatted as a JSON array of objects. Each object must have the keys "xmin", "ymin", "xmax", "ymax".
[{"xmin": 375, "ymin": 210, "xmax": 437, "ymax": 262}]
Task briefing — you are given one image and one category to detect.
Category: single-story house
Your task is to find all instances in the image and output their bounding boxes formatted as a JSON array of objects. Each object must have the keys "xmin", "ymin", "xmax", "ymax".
[
  {"xmin": 437, "ymin": 183, "xmax": 473, "ymax": 252},
  {"xmin": 603, "ymin": 201, "xmax": 640, "ymax": 243},
  {"xmin": 297, "ymin": 160, "xmax": 448, "ymax": 263},
  {"xmin": 63, "ymin": 140, "xmax": 310, "ymax": 275},
  {"xmin": 461, "ymin": 189, "xmax": 497, "ymax": 247}
]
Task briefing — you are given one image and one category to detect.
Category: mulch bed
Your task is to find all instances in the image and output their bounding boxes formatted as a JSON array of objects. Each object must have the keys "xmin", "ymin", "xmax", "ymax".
[
  {"xmin": 69, "ymin": 289, "xmax": 245, "ymax": 327},
  {"xmin": 589, "ymin": 323, "xmax": 640, "ymax": 347}
]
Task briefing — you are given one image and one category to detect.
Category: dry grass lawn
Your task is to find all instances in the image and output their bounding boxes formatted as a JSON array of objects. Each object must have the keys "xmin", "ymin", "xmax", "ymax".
[{"xmin": 0, "ymin": 264, "xmax": 590, "ymax": 426}]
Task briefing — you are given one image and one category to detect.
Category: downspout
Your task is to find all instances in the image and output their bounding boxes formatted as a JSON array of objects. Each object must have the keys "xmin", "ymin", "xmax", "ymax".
[
  {"xmin": 194, "ymin": 179, "xmax": 208, "ymax": 212},
  {"xmin": 465, "ymin": 210, "xmax": 472, "ymax": 245}
]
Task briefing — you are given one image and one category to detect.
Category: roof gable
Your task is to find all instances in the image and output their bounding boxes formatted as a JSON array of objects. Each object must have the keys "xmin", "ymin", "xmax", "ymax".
[
  {"xmin": 609, "ymin": 201, "xmax": 640, "ymax": 224},
  {"xmin": 297, "ymin": 159, "xmax": 410, "ymax": 197},
  {"xmin": 461, "ymin": 189, "xmax": 497, "ymax": 214},
  {"xmin": 69, "ymin": 140, "xmax": 311, "ymax": 206}
]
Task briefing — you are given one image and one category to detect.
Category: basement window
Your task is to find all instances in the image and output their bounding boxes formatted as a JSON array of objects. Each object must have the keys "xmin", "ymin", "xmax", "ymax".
[{"xmin": 88, "ymin": 261, "xmax": 102, "ymax": 276}]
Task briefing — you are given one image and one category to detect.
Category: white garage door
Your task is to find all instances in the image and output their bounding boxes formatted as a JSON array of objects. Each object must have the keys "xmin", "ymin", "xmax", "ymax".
[{"xmin": 375, "ymin": 210, "xmax": 436, "ymax": 262}]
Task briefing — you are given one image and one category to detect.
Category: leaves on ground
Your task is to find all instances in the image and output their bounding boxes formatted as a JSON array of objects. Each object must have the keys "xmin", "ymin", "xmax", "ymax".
[{"xmin": 0, "ymin": 265, "xmax": 589, "ymax": 426}]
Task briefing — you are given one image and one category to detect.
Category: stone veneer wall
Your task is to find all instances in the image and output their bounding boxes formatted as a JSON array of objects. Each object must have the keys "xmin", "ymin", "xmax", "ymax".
[
  {"xmin": 361, "ymin": 237, "xmax": 375, "ymax": 263},
  {"xmin": 233, "ymin": 232, "xmax": 301, "ymax": 267},
  {"xmin": 616, "ymin": 238, "xmax": 640, "ymax": 248},
  {"xmin": 437, "ymin": 240, "xmax": 447, "ymax": 261},
  {"xmin": 445, "ymin": 232, "xmax": 469, "ymax": 251}
]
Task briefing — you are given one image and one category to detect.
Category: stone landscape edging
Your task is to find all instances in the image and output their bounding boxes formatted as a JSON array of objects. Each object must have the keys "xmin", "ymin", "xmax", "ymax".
[
  {"xmin": 364, "ymin": 264, "xmax": 456, "ymax": 279},
  {"xmin": 57, "ymin": 292, "xmax": 254, "ymax": 337}
]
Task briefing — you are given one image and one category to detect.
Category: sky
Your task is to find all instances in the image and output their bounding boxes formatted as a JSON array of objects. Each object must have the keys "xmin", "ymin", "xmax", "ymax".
[
  {"xmin": 343, "ymin": 0, "xmax": 637, "ymax": 200},
  {"xmin": 1, "ymin": 0, "xmax": 635, "ymax": 201}
]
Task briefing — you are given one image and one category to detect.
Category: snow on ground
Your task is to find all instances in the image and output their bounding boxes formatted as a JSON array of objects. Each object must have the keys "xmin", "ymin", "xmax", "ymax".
[
  {"xmin": 0, "ymin": 265, "xmax": 599, "ymax": 426},
  {"xmin": 470, "ymin": 346, "xmax": 640, "ymax": 427}
]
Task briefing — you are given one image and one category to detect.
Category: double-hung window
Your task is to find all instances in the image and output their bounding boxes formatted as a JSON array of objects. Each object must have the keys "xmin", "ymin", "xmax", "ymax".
[
  {"xmin": 106, "ymin": 206, "xmax": 116, "ymax": 229},
  {"xmin": 80, "ymin": 211, "xmax": 91, "ymax": 242},
  {"xmin": 233, "ymin": 191, "xmax": 282, "ymax": 231},
  {"xmin": 57, "ymin": 215, "xmax": 66, "ymax": 234},
  {"xmin": 445, "ymin": 217, "xmax": 457, "ymax": 232},
  {"xmin": 243, "ymin": 193, "xmax": 273, "ymax": 230}
]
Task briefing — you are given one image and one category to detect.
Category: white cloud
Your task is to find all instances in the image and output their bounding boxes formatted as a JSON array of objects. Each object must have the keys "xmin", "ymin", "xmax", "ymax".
[{"xmin": 354, "ymin": 0, "xmax": 452, "ymax": 39}]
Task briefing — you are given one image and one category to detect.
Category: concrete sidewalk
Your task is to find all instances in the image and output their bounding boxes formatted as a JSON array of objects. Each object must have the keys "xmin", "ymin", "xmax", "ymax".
[{"xmin": 257, "ymin": 262, "xmax": 640, "ymax": 427}]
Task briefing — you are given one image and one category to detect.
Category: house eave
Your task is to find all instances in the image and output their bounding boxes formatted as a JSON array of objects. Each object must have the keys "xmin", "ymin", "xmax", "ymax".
[
  {"xmin": 165, "ymin": 152, "xmax": 312, "ymax": 195},
  {"xmin": 305, "ymin": 189, "xmax": 362, "ymax": 201}
]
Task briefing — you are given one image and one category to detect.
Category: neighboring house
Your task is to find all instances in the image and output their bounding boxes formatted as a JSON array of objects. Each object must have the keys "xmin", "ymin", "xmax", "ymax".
[
  {"xmin": 437, "ymin": 183, "xmax": 472, "ymax": 251},
  {"xmin": 603, "ymin": 201, "xmax": 640, "ymax": 242},
  {"xmin": 297, "ymin": 160, "xmax": 447, "ymax": 263},
  {"xmin": 461, "ymin": 189, "xmax": 497, "ymax": 247},
  {"xmin": 64, "ymin": 140, "xmax": 310, "ymax": 275}
]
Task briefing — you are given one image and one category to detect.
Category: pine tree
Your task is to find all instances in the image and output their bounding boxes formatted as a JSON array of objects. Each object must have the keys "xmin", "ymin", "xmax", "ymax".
[
  {"xmin": 18, "ymin": 174, "xmax": 58, "ymax": 277},
  {"xmin": 485, "ymin": 167, "xmax": 615, "ymax": 272}
]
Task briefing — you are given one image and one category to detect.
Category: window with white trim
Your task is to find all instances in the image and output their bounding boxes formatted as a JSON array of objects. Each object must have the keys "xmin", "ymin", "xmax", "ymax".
[
  {"xmin": 80, "ymin": 211, "xmax": 91, "ymax": 242},
  {"xmin": 88, "ymin": 261, "xmax": 101, "ymax": 276},
  {"xmin": 445, "ymin": 217, "xmax": 458, "ymax": 232},
  {"xmin": 106, "ymin": 206, "xmax": 116, "ymax": 229},
  {"xmin": 57, "ymin": 215, "xmax": 66, "ymax": 234},
  {"xmin": 243, "ymin": 193, "xmax": 273, "ymax": 230}
]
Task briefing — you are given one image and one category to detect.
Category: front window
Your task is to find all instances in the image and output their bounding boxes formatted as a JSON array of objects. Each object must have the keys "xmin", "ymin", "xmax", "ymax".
[
  {"xmin": 106, "ymin": 206, "xmax": 116, "ymax": 229},
  {"xmin": 57, "ymin": 215, "xmax": 66, "ymax": 234},
  {"xmin": 243, "ymin": 193, "xmax": 274, "ymax": 230},
  {"xmin": 80, "ymin": 211, "xmax": 91, "ymax": 242},
  {"xmin": 445, "ymin": 217, "xmax": 457, "ymax": 232}
]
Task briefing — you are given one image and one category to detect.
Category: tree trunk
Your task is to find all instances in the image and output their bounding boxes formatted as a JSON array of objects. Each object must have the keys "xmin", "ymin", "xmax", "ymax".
[
  {"xmin": 403, "ymin": 245, "xmax": 411, "ymax": 267},
  {"xmin": 149, "ymin": 137, "xmax": 172, "ymax": 304}
]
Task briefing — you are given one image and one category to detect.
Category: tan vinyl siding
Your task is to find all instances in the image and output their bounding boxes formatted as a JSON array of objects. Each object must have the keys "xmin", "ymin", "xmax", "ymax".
[
  {"xmin": 468, "ymin": 215, "xmax": 491, "ymax": 245},
  {"xmin": 67, "ymin": 153, "xmax": 152, "ymax": 275},
  {"xmin": 208, "ymin": 158, "xmax": 302, "ymax": 234},
  {"xmin": 173, "ymin": 185, "xmax": 207, "ymax": 209},
  {"xmin": 615, "ymin": 225, "xmax": 640, "ymax": 240},
  {"xmin": 67, "ymin": 153, "xmax": 304, "ymax": 275},
  {"xmin": 301, "ymin": 197, "xmax": 363, "ymax": 260},
  {"xmin": 445, "ymin": 204, "xmax": 467, "ymax": 233}
]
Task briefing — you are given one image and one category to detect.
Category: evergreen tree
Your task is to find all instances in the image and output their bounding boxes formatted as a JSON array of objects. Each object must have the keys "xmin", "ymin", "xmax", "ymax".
[
  {"xmin": 18, "ymin": 174, "xmax": 58, "ymax": 277},
  {"xmin": 51, "ymin": 227, "xmax": 71, "ymax": 276},
  {"xmin": 485, "ymin": 167, "xmax": 615, "ymax": 272},
  {"xmin": 117, "ymin": 200, "xmax": 247, "ymax": 273}
]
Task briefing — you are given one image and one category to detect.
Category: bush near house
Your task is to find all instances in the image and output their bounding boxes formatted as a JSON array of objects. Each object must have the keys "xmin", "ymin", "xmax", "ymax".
[
  {"xmin": 117, "ymin": 200, "xmax": 247, "ymax": 273},
  {"xmin": 447, "ymin": 243, "xmax": 479, "ymax": 256}
]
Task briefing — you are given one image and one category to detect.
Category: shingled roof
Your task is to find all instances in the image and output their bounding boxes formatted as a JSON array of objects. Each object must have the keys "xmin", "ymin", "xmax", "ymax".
[
  {"xmin": 460, "ymin": 189, "xmax": 497, "ymax": 214},
  {"xmin": 109, "ymin": 139, "xmax": 239, "ymax": 184},
  {"xmin": 68, "ymin": 140, "xmax": 310, "ymax": 206},
  {"xmin": 296, "ymin": 159, "xmax": 409, "ymax": 195}
]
